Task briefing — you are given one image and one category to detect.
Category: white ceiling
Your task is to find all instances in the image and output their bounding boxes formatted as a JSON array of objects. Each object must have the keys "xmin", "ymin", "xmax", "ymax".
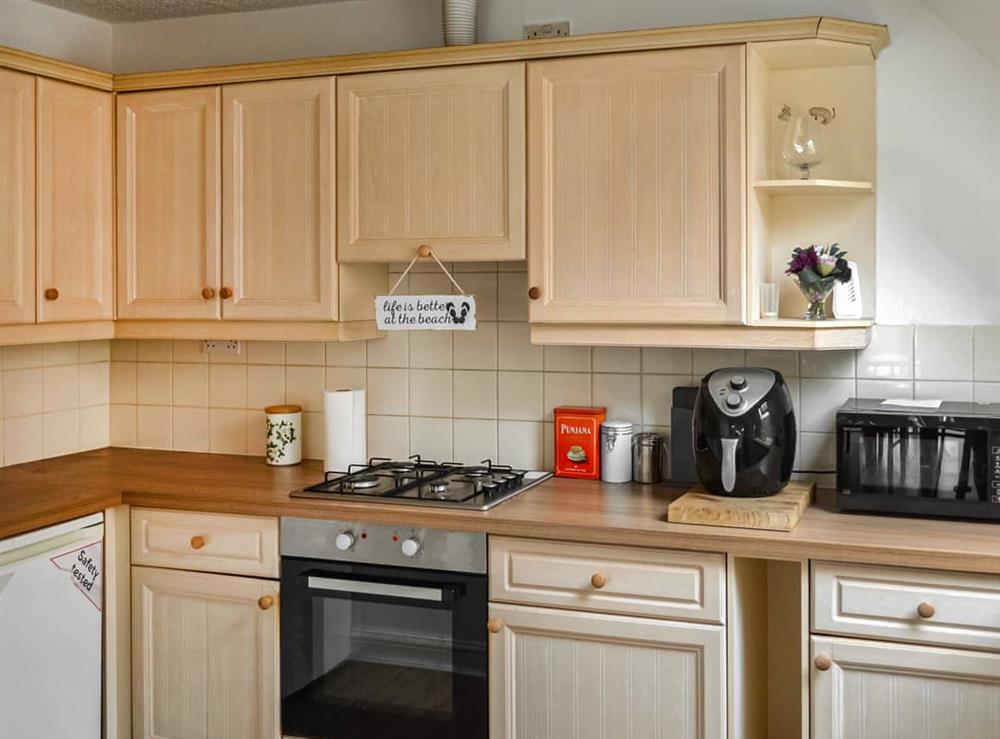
[
  {"xmin": 925, "ymin": 0, "xmax": 1000, "ymax": 68},
  {"xmin": 31, "ymin": 0, "xmax": 352, "ymax": 23}
]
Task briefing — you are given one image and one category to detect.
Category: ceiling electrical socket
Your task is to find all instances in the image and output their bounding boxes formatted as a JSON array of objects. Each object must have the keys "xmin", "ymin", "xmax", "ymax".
[
  {"xmin": 202, "ymin": 340, "xmax": 241, "ymax": 356},
  {"xmin": 524, "ymin": 21, "xmax": 570, "ymax": 39}
]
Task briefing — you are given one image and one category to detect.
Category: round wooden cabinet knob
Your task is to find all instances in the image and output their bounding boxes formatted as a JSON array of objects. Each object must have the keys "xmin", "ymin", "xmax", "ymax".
[
  {"xmin": 487, "ymin": 618, "xmax": 503, "ymax": 634},
  {"xmin": 201, "ymin": 287, "xmax": 216, "ymax": 300},
  {"xmin": 917, "ymin": 602, "xmax": 936, "ymax": 619},
  {"xmin": 590, "ymin": 572, "xmax": 608, "ymax": 589},
  {"xmin": 44, "ymin": 287, "xmax": 59, "ymax": 301},
  {"xmin": 219, "ymin": 286, "xmax": 233, "ymax": 299},
  {"xmin": 258, "ymin": 595, "xmax": 275, "ymax": 611},
  {"xmin": 527, "ymin": 286, "xmax": 541, "ymax": 300},
  {"xmin": 417, "ymin": 244, "xmax": 432, "ymax": 258},
  {"xmin": 814, "ymin": 654, "xmax": 833, "ymax": 671},
  {"xmin": 189, "ymin": 535, "xmax": 206, "ymax": 550}
]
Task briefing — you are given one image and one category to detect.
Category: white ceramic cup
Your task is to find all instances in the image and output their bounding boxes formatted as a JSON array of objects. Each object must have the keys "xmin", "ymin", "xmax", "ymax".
[{"xmin": 265, "ymin": 404, "xmax": 302, "ymax": 466}]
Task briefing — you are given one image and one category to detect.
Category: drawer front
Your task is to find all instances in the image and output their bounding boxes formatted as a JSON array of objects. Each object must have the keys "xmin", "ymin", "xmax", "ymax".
[
  {"xmin": 131, "ymin": 508, "xmax": 279, "ymax": 578},
  {"xmin": 812, "ymin": 561, "xmax": 1000, "ymax": 651},
  {"xmin": 489, "ymin": 537, "xmax": 725, "ymax": 624}
]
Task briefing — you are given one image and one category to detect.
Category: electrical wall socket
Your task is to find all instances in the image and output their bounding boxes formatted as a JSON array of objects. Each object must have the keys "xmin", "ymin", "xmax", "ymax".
[
  {"xmin": 201, "ymin": 340, "xmax": 242, "ymax": 355},
  {"xmin": 523, "ymin": 21, "xmax": 570, "ymax": 39}
]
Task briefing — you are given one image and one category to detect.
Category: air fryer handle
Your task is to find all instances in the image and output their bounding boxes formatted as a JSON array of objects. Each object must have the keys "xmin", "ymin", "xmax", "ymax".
[{"xmin": 721, "ymin": 437, "xmax": 740, "ymax": 493}]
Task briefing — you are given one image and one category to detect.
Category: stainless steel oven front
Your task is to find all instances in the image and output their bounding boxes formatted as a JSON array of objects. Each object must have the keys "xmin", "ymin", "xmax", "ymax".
[{"xmin": 279, "ymin": 517, "xmax": 488, "ymax": 739}]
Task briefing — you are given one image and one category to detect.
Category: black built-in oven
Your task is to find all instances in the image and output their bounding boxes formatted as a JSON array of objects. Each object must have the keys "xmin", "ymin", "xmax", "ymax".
[{"xmin": 279, "ymin": 517, "xmax": 488, "ymax": 739}]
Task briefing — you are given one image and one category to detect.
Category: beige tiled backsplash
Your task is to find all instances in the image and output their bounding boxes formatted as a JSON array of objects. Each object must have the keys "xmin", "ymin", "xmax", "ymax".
[{"xmin": 3, "ymin": 264, "xmax": 1000, "ymax": 485}]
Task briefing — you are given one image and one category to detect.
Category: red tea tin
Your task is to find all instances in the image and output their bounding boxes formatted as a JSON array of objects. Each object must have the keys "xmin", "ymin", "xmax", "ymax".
[{"xmin": 553, "ymin": 406, "xmax": 607, "ymax": 479}]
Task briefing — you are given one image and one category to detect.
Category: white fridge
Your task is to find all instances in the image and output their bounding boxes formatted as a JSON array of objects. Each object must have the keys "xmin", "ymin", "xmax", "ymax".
[{"xmin": 0, "ymin": 512, "xmax": 104, "ymax": 739}]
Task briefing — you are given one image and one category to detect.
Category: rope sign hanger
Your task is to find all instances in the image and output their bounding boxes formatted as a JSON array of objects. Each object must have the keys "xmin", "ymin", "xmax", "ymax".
[
  {"xmin": 388, "ymin": 244, "xmax": 469, "ymax": 296},
  {"xmin": 375, "ymin": 245, "xmax": 478, "ymax": 331}
]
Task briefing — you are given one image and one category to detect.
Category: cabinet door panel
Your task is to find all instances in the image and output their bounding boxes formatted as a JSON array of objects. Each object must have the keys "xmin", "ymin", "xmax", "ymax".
[
  {"xmin": 36, "ymin": 78, "xmax": 113, "ymax": 322},
  {"xmin": 0, "ymin": 69, "xmax": 35, "ymax": 324},
  {"xmin": 132, "ymin": 566, "xmax": 279, "ymax": 739},
  {"xmin": 223, "ymin": 77, "xmax": 335, "ymax": 321},
  {"xmin": 117, "ymin": 88, "xmax": 221, "ymax": 319},
  {"xmin": 528, "ymin": 47, "xmax": 744, "ymax": 324},
  {"xmin": 490, "ymin": 603, "xmax": 725, "ymax": 739},
  {"xmin": 338, "ymin": 62, "xmax": 525, "ymax": 262},
  {"xmin": 811, "ymin": 636, "xmax": 1000, "ymax": 739}
]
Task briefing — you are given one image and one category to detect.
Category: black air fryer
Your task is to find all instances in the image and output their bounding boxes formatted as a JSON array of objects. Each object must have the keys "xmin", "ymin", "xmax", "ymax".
[{"xmin": 693, "ymin": 368, "xmax": 796, "ymax": 497}]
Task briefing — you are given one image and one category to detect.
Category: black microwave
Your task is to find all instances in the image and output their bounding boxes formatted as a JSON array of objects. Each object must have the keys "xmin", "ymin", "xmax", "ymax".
[{"xmin": 836, "ymin": 398, "xmax": 1000, "ymax": 521}]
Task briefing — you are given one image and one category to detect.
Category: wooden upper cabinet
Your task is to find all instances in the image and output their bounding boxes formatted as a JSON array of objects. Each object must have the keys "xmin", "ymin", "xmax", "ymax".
[
  {"xmin": 117, "ymin": 87, "xmax": 221, "ymax": 320},
  {"xmin": 223, "ymin": 77, "xmax": 336, "ymax": 320},
  {"xmin": 337, "ymin": 62, "xmax": 525, "ymax": 262},
  {"xmin": 35, "ymin": 78, "xmax": 113, "ymax": 322},
  {"xmin": 0, "ymin": 69, "xmax": 35, "ymax": 325},
  {"xmin": 527, "ymin": 46, "xmax": 745, "ymax": 324}
]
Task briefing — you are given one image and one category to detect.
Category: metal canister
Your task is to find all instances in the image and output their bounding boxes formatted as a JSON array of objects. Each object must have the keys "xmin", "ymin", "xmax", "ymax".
[
  {"xmin": 632, "ymin": 432, "xmax": 664, "ymax": 484},
  {"xmin": 600, "ymin": 421, "xmax": 634, "ymax": 483}
]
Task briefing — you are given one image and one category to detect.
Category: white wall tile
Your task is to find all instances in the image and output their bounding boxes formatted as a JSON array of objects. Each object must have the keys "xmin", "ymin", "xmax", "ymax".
[
  {"xmin": 745, "ymin": 350, "xmax": 799, "ymax": 378},
  {"xmin": 4, "ymin": 344, "xmax": 43, "ymax": 370},
  {"xmin": 973, "ymin": 326, "xmax": 1000, "ymax": 382},
  {"xmin": 454, "ymin": 322, "xmax": 497, "ymax": 370},
  {"xmin": 3, "ymin": 368, "xmax": 43, "ymax": 417},
  {"xmin": 410, "ymin": 369, "xmax": 453, "ymax": 417},
  {"xmin": 136, "ymin": 405, "xmax": 172, "ymax": 449},
  {"xmin": 245, "ymin": 341, "xmax": 285, "ymax": 365},
  {"xmin": 366, "ymin": 330, "xmax": 409, "ymax": 368},
  {"xmin": 498, "ymin": 371, "xmax": 543, "ymax": 421},
  {"xmin": 4, "ymin": 414, "xmax": 44, "ymax": 465},
  {"xmin": 210, "ymin": 408, "xmax": 247, "ymax": 454},
  {"xmin": 43, "ymin": 364, "xmax": 80, "ymax": 412},
  {"xmin": 498, "ymin": 322, "xmax": 542, "ymax": 371},
  {"xmin": 641, "ymin": 374, "xmax": 693, "ymax": 427},
  {"xmin": 171, "ymin": 340, "xmax": 208, "ymax": 364},
  {"xmin": 302, "ymin": 411, "xmax": 324, "ymax": 460},
  {"xmin": 79, "ymin": 340, "xmax": 111, "ymax": 363},
  {"xmin": 43, "ymin": 409, "xmax": 79, "ymax": 458},
  {"xmin": 914, "ymin": 380, "xmax": 974, "ymax": 402},
  {"xmin": 974, "ymin": 382, "xmax": 1000, "ymax": 403},
  {"xmin": 367, "ymin": 415, "xmax": 409, "ymax": 460},
  {"xmin": 498, "ymin": 260, "xmax": 527, "ymax": 273},
  {"xmin": 454, "ymin": 371, "xmax": 497, "ymax": 419},
  {"xmin": 209, "ymin": 364, "xmax": 247, "ymax": 409},
  {"xmin": 171, "ymin": 408, "xmax": 209, "ymax": 452},
  {"xmin": 497, "ymin": 273, "xmax": 528, "ymax": 321},
  {"xmin": 110, "ymin": 340, "xmax": 136, "ymax": 362},
  {"xmin": 914, "ymin": 325, "xmax": 973, "ymax": 380},
  {"xmin": 246, "ymin": 411, "xmax": 266, "ymax": 457},
  {"xmin": 856, "ymin": 325, "xmax": 913, "ymax": 379},
  {"xmin": 544, "ymin": 345, "xmax": 591, "ymax": 372},
  {"xmin": 323, "ymin": 340, "xmax": 363, "ymax": 367},
  {"xmin": 109, "ymin": 362, "xmax": 136, "ymax": 404},
  {"xmin": 136, "ymin": 362, "xmax": 172, "ymax": 406},
  {"xmin": 800, "ymin": 350, "xmax": 855, "ymax": 379},
  {"xmin": 497, "ymin": 420, "xmax": 543, "ymax": 468},
  {"xmin": 641, "ymin": 348, "xmax": 692, "ymax": 375},
  {"xmin": 80, "ymin": 405, "xmax": 109, "ymax": 451},
  {"xmin": 453, "ymin": 419, "xmax": 498, "ymax": 462},
  {"xmin": 856, "ymin": 379, "xmax": 914, "ymax": 400},
  {"xmin": 110, "ymin": 405, "xmax": 137, "ymax": 447},
  {"xmin": 409, "ymin": 331, "xmax": 453, "ymax": 369},
  {"xmin": 593, "ymin": 347, "xmax": 641, "ymax": 373},
  {"xmin": 797, "ymin": 432, "xmax": 837, "ymax": 484},
  {"xmin": 592, "ymin": 373, "xmax": 641, "ymax": 422},
  {"xmin": 459, "ymin": 273, "xmax": 498, "ymax": 321},
  {"xmin": 410, "ymin": 417, "xmax": 453, "ymax": 461},
  {"xmin": 366, "ymin": 368, "xmax": 409, "ymax": 415},
  {"xmin": 43, "ymin": 342, "xmax": 80, "ymax": 366},
  {"xmin": 325, "ymin": 367, "xmax": 366, "ymax": 393},
  {"xmin": 693, "ymin": 349, "xmax": 745, "ymax": 376},
  {"xmin": 247, "ymin": 365, "xmax": 285, "ymax": 410},
  {"xmin": 453, "ymin": 261, "xmax": 499, "ymax": 273},
  {"xmin": 286, "ymin": 365, "xmax": 327, "ymax": 412},
  {"xmin": 800, "ymin": 378, "xmax": 855, "ymax": 433},
  {"xmin": 543, "ymin": 372, "xmax": 592, "ymax": 420},
  {"xmin": 285, "ymin": 341, "xmax": 325, "ymax": 366},
  {"xmin": 135, "ymin": 340, "xmax": 172, "ymax": 362},
  {"xmin": 80, "ymin": 362, "xmax": 110, "ymax": 407}
]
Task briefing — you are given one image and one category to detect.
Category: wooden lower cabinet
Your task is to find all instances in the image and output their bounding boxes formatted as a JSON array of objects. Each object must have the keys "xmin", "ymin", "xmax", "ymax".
[
  {"xmin": 132, "ymin": 566, "xmax": 280, "ymax": 739},
  {"xmin": 489, "ymin": 602, "xmax": 726, "ymax": 739},
  {"xmin": 811, "ymin": 635, "xmax": 1000, "ymax": 739}
]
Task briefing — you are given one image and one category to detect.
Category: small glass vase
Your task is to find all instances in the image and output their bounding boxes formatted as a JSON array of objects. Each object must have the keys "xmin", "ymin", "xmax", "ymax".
[{"xmin": 795, "ymin": 277, "xmax": 837, "ymax": 320}]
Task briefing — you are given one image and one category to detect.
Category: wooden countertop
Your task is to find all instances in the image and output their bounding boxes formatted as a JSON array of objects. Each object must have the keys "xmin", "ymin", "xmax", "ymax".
[{"xmin": 2, "ymin": 448, "xmax": 998, "ymax": 574}]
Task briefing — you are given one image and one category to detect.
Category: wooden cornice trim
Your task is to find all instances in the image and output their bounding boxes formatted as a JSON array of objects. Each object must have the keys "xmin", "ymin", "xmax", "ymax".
[
  {"xmin": 111, "ymin": 16, "xmax": 888, "ymax": 92},
  {"xmin": 0, "ymin": 44, "xmax": 113, "ymax": 90}
]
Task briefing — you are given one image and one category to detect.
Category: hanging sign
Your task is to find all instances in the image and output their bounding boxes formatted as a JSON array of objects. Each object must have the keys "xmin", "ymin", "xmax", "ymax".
[{"xmin": 375, "ymin": 294, "xmax": 477, "ymax": 331}]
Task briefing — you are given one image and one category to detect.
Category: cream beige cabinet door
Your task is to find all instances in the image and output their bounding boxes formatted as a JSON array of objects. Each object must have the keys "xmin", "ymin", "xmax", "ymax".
[
  {"xmin": 811, "ymin": 636, "xmax": 1000, "ymax": 739},
  {"xmin": 36, "ymin": 78, "xmax": 113, "ymax": 322},
  {"xmin": 222, "ymin": 77, "xmax": 336, "ymax": 320},
  {"xmin": 337, "ymin": 62, "xmax": 525, "ymax": 262},
  {"xmin": 117, "ymin": 87, "xmax": 221, "ymax": 319},
  {"xmin": 132, "ymin": 566, "xmax": 279, "ymax": 739},
  {"xmin": 0, "ymin": 69, "xmax": 35, "ymax": 324},
  {"xmin": 527, "ymin": 46, "xmax": 745, "ymax": 324},
  {"xmin": 489, "ymin": 603, "xmax": 726, "ymax": 739}
]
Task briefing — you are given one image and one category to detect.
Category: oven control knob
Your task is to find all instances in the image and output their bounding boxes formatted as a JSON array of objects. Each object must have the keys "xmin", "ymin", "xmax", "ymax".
[
  {"xmin": 335, "ymin": 532, "xmax": 356, "ymax": 551},
  {"xmin": 400, "ymin": 537, "xmax": 421, "ymax": 557}
]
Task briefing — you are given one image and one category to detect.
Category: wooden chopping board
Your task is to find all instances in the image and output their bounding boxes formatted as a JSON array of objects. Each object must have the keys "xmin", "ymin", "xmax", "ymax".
[{"xmin": 667, "ymin": 481, "xmax": 814, "ymax": 532}]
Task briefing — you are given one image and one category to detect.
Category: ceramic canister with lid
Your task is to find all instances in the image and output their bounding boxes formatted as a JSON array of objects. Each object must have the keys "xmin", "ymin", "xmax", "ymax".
[
  {"xmin": 265, "ymin": 404, "xmax": 302, "ymax": 466},
  {"xmin": 600, "ymin": 421, "xmax": 634, "ymax": 483}
]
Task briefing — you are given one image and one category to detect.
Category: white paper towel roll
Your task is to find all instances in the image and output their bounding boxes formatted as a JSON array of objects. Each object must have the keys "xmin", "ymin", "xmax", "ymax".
[{"xmin": 324, "ymin": 389, "xmax": 367, "ymax": 473}]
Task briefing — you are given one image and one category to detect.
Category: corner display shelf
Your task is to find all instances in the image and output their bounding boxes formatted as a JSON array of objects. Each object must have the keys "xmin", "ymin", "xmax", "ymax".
[{"xmin": 753, "ymin": 179, "xmax": 874, "ymax": 195}]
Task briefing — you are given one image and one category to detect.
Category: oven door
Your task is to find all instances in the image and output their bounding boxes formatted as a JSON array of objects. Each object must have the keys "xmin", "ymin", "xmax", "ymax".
[{"xmin": 280, "ymin": 556, "xmax": 488, "ymax": 739}]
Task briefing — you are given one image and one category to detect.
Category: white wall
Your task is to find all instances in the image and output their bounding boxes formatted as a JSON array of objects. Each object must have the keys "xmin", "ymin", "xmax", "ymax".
[
  {"xmin": 0, "ymin": 0, "xmax": 112, "ymax": 70},
  {"xmin": 111, "ymin": 0, "xmax": 442, "ymax": 72}
]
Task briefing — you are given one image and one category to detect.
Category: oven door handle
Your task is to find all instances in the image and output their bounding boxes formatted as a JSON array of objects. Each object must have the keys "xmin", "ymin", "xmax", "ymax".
[{"xmin": 306, "ymin": 575, "xmax": 452, "ymax": 603}]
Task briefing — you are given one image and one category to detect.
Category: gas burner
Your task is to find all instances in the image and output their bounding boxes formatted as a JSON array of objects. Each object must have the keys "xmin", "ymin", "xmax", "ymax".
[
  {"xmin": 387, "ymin": 466, "xmax": 414, "ymax": 475},
  {"xmin": 464, "ymin": 470, "xmax": 488, "ymax": 478},
  {"xmin": 428, "ymin": 481, "xmax": 451, "ymax": 496},
  {"xmin": 343, "ymin": 475, "xmax": 379, "ymax": 491}
]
